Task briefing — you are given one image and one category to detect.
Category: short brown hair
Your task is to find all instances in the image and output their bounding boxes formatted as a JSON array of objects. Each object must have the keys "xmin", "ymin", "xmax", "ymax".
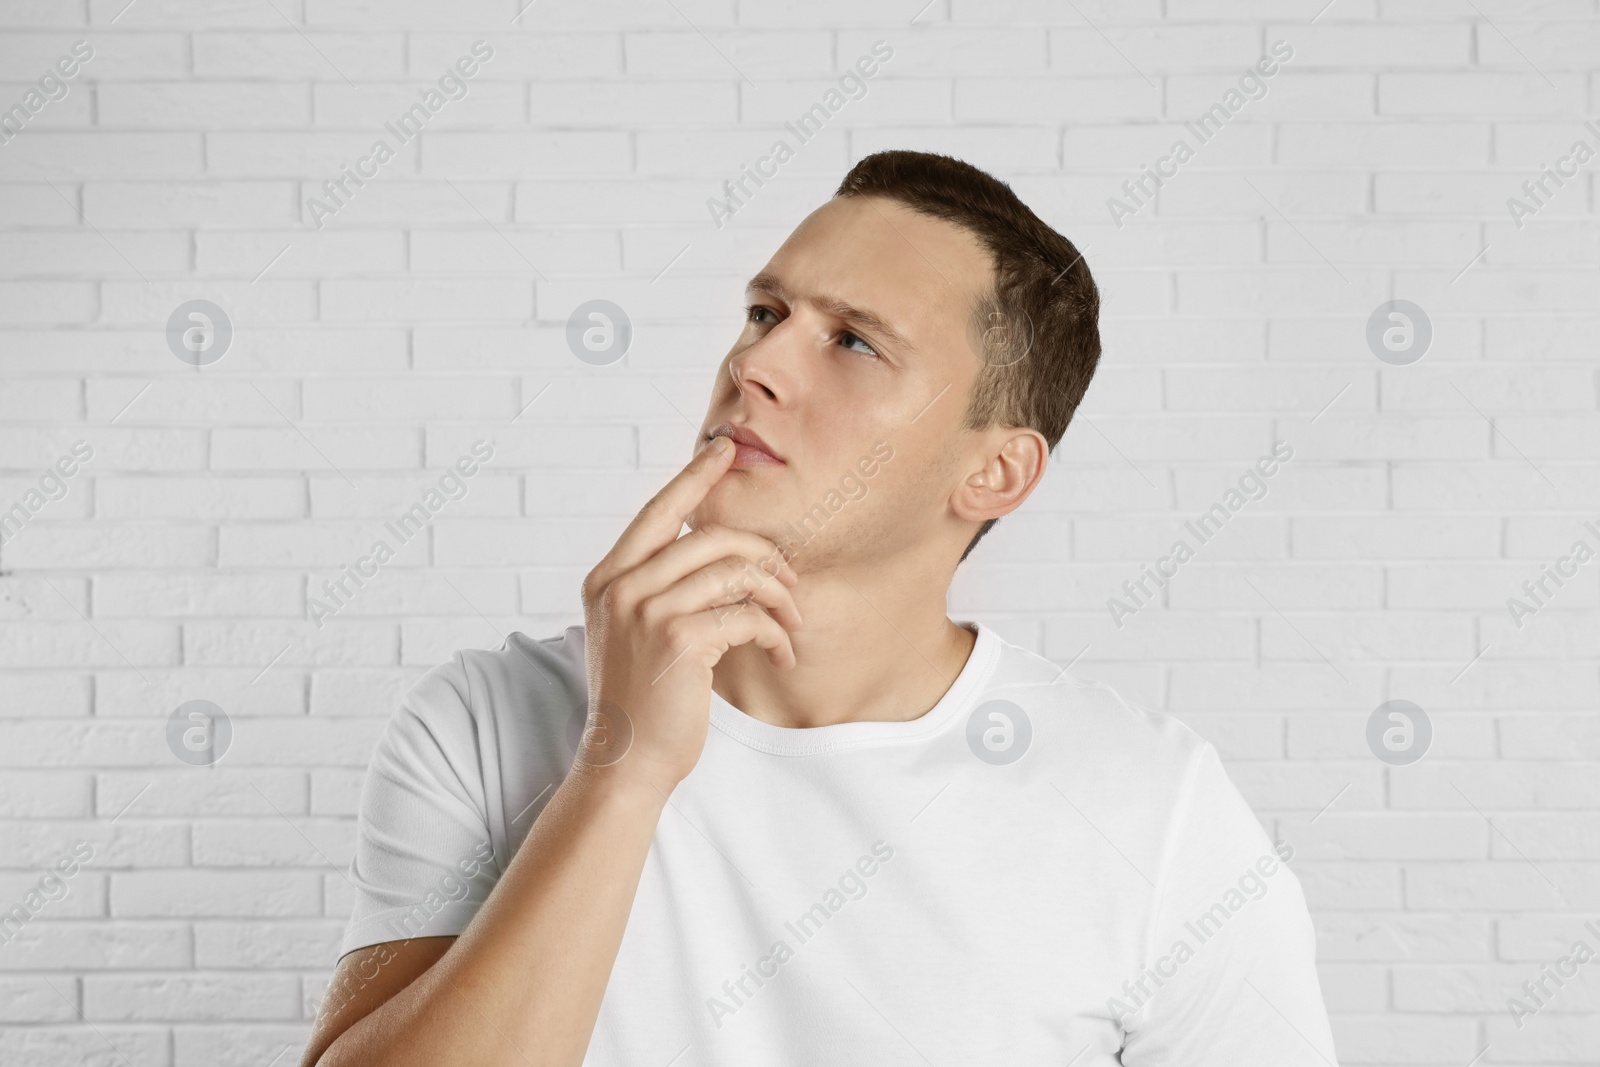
[{"xmin": 833, "ymin": 150, "xmax": 1101, "ymax": 562}]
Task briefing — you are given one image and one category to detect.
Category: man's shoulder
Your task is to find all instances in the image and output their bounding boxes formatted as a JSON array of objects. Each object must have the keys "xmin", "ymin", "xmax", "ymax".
[
  {"xmin": 400, "ymin": 623, "xmax": 589, "ymax": 731},
  {"xmin": 982, "ymin": 631, "xmax": 1216, "ymax": 792}
]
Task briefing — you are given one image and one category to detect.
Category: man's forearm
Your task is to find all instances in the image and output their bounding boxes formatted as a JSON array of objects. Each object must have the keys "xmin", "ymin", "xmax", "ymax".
[{"xmin": 318, "ymin": 762, "xmax": 668, "ymax": 1067}]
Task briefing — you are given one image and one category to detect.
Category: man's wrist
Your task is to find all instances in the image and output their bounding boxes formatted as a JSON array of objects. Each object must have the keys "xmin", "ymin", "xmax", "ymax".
[{"xmin": 568, "ymin": 754, "xmax": 677, "ymax": 817}]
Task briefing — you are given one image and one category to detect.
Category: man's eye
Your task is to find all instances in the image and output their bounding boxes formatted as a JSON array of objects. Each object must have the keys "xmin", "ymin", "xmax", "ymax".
[
  {"xmin": 839, "ymin": 331, "xmax": 879, "ymax": 358},
  {"xmin": 743, "ymin": 305, "xmax": 877, "ymax": 359}
]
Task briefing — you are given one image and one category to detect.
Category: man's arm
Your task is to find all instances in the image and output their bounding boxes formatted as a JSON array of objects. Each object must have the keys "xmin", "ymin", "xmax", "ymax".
[
  {"xmin": 301, "ymin": 760, "xmax": 667, "ymax": 1067},
  {"xmin": 304, "ymin": 434, "xmax": 801, "ymax": 1066},
  {"xmin": 300, "ymin": 938, "xmax": 452, "ymax": 1065},
  {"xmin": 1119, "ymin": 741, "xmax": 1338, "ymax": 1065}
]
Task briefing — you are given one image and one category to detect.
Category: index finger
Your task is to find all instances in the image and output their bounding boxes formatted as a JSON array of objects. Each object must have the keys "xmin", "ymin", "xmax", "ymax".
[{"xmin": 598, "ymin": 434, "xmax": 736, "ymax": 578}]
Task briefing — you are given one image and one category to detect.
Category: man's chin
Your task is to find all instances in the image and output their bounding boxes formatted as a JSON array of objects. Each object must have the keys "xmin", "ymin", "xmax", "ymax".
[{"xmin": 689, "ymin": 488, "xmax": 798, "ymax": 551}]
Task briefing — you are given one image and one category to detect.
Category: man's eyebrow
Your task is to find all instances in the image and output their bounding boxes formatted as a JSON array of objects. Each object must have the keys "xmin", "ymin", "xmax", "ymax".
[{"xmin": 745, "ymin": 272, "xmax": 918, "ymax": 355}]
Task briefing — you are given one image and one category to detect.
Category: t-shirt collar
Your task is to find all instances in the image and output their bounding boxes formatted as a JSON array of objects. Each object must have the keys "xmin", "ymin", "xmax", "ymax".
[{"xmin": 707, "ymin": 619, "xmax": 1000, "ymax": 755}]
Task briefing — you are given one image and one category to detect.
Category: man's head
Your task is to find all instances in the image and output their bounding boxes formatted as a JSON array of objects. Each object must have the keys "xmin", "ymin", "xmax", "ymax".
[{"xmin": 693, "ymin": 149, "xmax": 1100, "ymax": 574}]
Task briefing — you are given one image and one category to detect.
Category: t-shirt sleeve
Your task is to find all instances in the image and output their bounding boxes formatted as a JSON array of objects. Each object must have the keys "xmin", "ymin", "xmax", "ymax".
[
  {"xmin": 1119, "ymin": 741, "xmax": 1339, "ymax": 1066},
  {"xmin": 338, "ymin": 652, "xmax": 502, "ymax": 957}
]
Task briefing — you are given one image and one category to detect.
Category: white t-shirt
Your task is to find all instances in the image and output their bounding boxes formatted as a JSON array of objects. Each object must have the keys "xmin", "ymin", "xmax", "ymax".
[{"xmin": 341, "ymin": 620, "xmax": 1339, "ymax": 1066}]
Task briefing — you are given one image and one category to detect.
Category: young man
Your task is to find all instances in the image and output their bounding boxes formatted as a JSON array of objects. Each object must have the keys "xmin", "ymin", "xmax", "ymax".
[{"xmin": 301, "ymin": 150, "xmax": 1338, "ymax": 1066}]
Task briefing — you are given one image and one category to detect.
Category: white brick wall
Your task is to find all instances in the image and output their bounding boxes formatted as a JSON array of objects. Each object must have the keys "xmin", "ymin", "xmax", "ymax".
[{"xmin": 1, "ymin": 0, "xmax": 1597, "ymax": 1062}]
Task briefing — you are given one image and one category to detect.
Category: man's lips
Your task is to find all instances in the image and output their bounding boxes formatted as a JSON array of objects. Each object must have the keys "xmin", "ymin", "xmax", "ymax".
[{"xmin": 706, "ymin": 423, "xmax": 785, "ymax": 466}]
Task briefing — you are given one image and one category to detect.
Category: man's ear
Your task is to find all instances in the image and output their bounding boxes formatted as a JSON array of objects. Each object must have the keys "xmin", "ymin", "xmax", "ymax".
[{"xmin": 949, "ymin": 427, "xmax": 1048, "ymax": 526}]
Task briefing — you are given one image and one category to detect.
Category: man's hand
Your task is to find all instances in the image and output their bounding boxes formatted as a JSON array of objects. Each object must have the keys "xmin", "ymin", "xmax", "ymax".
[{"xmin": 579, "ymin": 434, "xmax": 803, "ymax": 794}]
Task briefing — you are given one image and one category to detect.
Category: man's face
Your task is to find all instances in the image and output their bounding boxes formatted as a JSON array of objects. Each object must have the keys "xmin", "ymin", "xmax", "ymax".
[{"xmin": 691, "ymin": 194, "xmax": 997, "ymax": 571}]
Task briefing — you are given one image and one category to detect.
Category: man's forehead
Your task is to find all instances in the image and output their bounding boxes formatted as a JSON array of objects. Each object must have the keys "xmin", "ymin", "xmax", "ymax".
[
  {"xmin": 788, "ymin": 195, "xmax": 991, "ymax": 282},
  {"xmin": 752, "ymin": 196, "xmax": 993, "ymax": 347}
]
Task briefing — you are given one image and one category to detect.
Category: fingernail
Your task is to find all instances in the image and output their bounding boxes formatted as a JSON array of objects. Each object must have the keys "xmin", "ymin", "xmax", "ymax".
[{"xmin": 712, "ymin": 436, "xmax": 731, "ymax": 453}]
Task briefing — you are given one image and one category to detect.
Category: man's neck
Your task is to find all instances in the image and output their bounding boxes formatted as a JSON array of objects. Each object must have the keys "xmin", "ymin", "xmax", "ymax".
[{"xmin": 709, "ymin": 564, "xmax": 977, "ymax": 730}]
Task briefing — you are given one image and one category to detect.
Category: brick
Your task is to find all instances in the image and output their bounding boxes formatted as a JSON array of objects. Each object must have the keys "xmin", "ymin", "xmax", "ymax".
[
  {"xmin": 410, "ymin": 227, "xmax": 617, "ymax": 275},
  {"xmin": 94, "ymin": 668, "xmax": 306, "ymax": 719},
  {"xmin": 0, "ymin": 1025, "xmax": 168, "ymax": 1064},
  {"xmin": 1288, "ymin": 711, "xmax": 1496, "ymax": 760},
  {"xmin": 173, "ymin": 1024, "xmax": 310, "ymax": 1067},
  {"xmin": 1394, "ymin": 763, "xmax": 1600, "ymax": 810},
  {"xmin": 90, "ymin": 0, "xmax": 307, "ymax": 25},
  {"xmin": 1476, "ymin": 21, "xmax": 1600, "ymax": 69},
  {"xmin": 111, "ymin": 871, "xmax": 322, "ymax": 917},
  {"xmin": 0, "ymin": 523, "xmax": 212, "ymax": 569},
  {"xmin": 301, "ymin": 376, "xmax": 515, "ymax": 421},
  {"xmin": 193, "ymin": 32, "xmax": 405, "ymax": 79},
  {"xmin": 210, "ymin": 427, "xmax": 421, "ymax": 472},
  {"xmin": 1381, "ymin": 72, "xmax": 1588, "ymax": 116},
  {"xmin": 0, "ymin": 976, "xmax": 81, "ymax": 1022},
  {"xmin": 103, "ymin": 279, "xmax": 316, "ymax": 324},
  {"xmin": 1293, "ymin": 813, "xmax": 1487, "ymax": 860},
  {"xmin": 418, "ymin": 130, "xmax": 630, "ymax": 176},
  {"xmin": 0, "ymin": 872, "xmax": 106, "ymax": 917},
  {"xmin": 314, "ymin": 80, "xmax": 524, "ymax": 126},
  {"xmin": 0, "ymin": 673, "xmax": 91, "ymax": 718},
  {"xmin": 0, "ymin": 623, "xmax": 180, "ymax": 671},
  {"xmin": 0, "ymin": 132, "xmax": 203, "ymax": 178},
  {"xmin": 0, "ymin": 772, "xmax": 92, "ymax": 817},
  {"xmin": 84, "ymin": 181, "xmax": 300, "ymax": 227},
  {"xmin": 0, "ymin": 922, "xmax": 189, "ymax": 971},
  {"xmin": 0, "ymin": 2, "xmax": 87, "ymax": 25},
  {"xmin": 1328, "ymin": 1013, "xmax": 1479, "ymax": 1062},
  {"xmin": 308, "ymin": 472, "xmax": 517, "ymax": 518},
  {"xmin": 221, "ymin": 716, "xmax": 387, "ymax": 766},
  {"xmin": 193, "ymin": 920, "xmax": 342, "ymax": 968},
  {"xmin": 1270, "ymin": 23, "xmax": 1471, "ymax": 66},
  {"xmin": 628, "ymin": 30, "xmax": 829, "ymax": 77},
  {"xmin": 0, "ymin": 578, "xmax": 90, "ymax": 620},
  {"xmin": 97, "ymin": 770, "xmax": 307, "ymax": 817},
  {"xmin": 321, "ymin": 278, "xmax": 531, "ymax": 321},
  {"xmin": 192, "ymin": 818, "xmax": 352, "ymax": 867},
  {"xmin": 0, "ymin": 281, "xmax": 94, "ymax": 324},
  {"xmin": 96, "ymin": 476, "xmax": 306, "ymax": 520},
  {"xmin": 0, "ymin": 32, "xmax": 185, "ymax": 77},
  {"xmin": 181, "ymin": 621, "xmax": 396, "ymax": 668},
  {"xmin": 87, "ymin": 973, "xmax": 301, "ymax": 1020},
  {"xmin": 1052, "ymin": 26, "xmax": 1261, "ymax": 73},
  {"xmin": 1315, "ymin": 913, "xmax": 1491, "ymax": 962},
  {"xmin": 195, "ymin": 230, "xmax": 405, "ymax": 276},
  {"xmin": 218, "ymin": 520, "xmax": 422, "ymax": 568},
  {"xmin": 0, "ymin": 231, "xmax": 188, "ymax": 277},
  {"xmin": 310, "ymin": 768, "xmax": 365, "ymax": 815},
  {"xmin": 100, "ymin": 82, "xmax": 311, "ymax": 127},
  {"xmin": 0, "ymin": 821, "xmax": 185, "ymax": 867}
]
